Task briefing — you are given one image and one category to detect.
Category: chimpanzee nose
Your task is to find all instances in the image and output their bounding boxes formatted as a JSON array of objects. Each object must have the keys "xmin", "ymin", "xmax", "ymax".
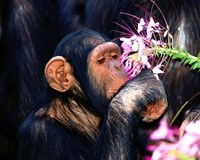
[{"xmin": 115, "ymin": 65, "xmax": 122, "ymax": 70}]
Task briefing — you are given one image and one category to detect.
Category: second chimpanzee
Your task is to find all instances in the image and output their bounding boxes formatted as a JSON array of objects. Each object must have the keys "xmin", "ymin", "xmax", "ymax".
[{"xmin": 17, "ymin": 29, "xmax": 167, "ymax": 160}]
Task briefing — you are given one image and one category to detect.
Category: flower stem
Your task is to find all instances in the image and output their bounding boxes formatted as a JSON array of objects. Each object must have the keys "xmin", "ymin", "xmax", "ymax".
[
  {"xmin": 170, "ymin": 101, "xmax": 188, "ymax": 126},
  {"xmin": 170, "ymin": 91, "xmax": 200, "ymax": 126}
]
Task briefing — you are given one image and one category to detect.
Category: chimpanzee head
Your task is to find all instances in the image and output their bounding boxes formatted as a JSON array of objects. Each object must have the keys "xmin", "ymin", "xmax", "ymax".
[{"xmin": 44, "ymin": 29, "xmax": 128, "ymax": 114}]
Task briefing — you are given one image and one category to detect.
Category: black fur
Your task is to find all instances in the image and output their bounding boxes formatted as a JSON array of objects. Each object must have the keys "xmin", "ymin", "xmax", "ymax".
[{"xmin": 17, "ymin": 29, "xmax": 167, "ymax": 160}]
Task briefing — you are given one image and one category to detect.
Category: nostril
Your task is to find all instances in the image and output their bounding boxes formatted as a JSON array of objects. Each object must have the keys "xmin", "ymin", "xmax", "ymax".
[
  {"xmin": 115, "ymin": 65, "xmax": 122, "ymax": 70},
  {"xmin": 109, "ymin": 61, "xmax": 124, "ymax": 71}
]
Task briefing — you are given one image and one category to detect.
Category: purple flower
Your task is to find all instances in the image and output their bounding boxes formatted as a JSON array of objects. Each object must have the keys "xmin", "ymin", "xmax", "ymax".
[
  {"xmin": 148, "ymin": 120, "xmax": 200, "ymax": 159},
  {"xmin": 185, "ymin": 120, "xmax": 200, "ymax": 134},
  {"xmin": 152, "ymin": 65, "xmax": 164, "ymax": 80},
  {"xmin": 137, "ymin": 18, "xmax": 145, "ymax": 33},
  {"xmin": 120, "ymin": 38, "xmax": 132, "ymax": 54},
  {"xmin": 150, "ymin": 118, "xmax": 177, "ymax": 141},
  {"xmin": 141, "ymin": 55, "xmax": 151, "ymax": 69},
  {"xmin": 151, "ymin": 143, "xmax": 178, "ymax": 160},
  {"xmin": 120, "ymin": 17, "xmax": 167, "ymax": 80}
]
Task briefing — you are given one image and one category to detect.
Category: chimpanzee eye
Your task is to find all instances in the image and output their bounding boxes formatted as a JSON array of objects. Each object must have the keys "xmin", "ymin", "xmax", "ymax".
[
  {"xmin": 97, "ymin": 57, "xmax": 105, "ymax": 64},
  {"xmin": 111, "ymin": 52, "xmax": 119, "ymax": 59}
]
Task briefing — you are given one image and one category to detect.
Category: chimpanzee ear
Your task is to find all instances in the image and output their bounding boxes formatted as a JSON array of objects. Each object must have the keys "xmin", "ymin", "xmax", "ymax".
[{"xmin": 44, "ymin": 56, "xmax": 74, "ymax": 92}]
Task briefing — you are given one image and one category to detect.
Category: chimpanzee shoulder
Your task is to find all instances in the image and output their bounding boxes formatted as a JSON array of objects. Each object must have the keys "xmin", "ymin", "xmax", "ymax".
[{"xmin": 17, "ymin": 108, "xmax": 92, "ymax": 160}]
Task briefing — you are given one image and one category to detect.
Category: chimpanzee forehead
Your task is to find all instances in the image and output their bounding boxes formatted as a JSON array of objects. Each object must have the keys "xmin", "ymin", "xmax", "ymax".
[{"xmin": 88, "ymin": 42, "xmax": 121, "ymax": 61}]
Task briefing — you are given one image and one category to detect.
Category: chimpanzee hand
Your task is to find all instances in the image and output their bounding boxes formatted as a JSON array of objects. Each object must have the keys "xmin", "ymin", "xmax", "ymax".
[
  {"xmin": 110, "ymin": 69, "xmax": 168, "ymax": 123},
  {"xmin": 179, "ymin": 104, "xmax": 200, "ymax": 137}
]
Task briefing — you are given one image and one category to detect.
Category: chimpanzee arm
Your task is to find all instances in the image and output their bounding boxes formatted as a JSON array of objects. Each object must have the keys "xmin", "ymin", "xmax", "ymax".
[
  {"xmin": 17, "ymin": 110, "xmax": 90, "ymax": 160},
  {"xmin": 95, "ymin": 69, "xmax": 167, "ymax": 159}
]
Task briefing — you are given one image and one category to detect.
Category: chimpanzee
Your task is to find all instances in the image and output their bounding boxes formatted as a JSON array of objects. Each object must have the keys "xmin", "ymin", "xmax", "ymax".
[{"xmin": 17, "ymin": 29, "xmax": 167, "ymax": 160}]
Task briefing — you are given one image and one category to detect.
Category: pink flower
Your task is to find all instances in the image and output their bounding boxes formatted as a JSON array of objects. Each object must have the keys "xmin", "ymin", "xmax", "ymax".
[
  {"xmin": 185, "ymin": 120, "xmax": 200, "ymax": 134},
  {"xmin": 150, "ymin": 118, "xmax": 176, "ymax": 141},
  {"xmin": 148, "ymin": 120, "xmax": 200, "ymax": 159},
  {"xmin": 151, "ymin": 143, "xmax": 178, "ymax": 160},
  {"xmin": 120, "ymin": 37, "xmax": 132, "ymax": 53},
  {"xmin": 132, "ymin": 40, "xmax": 139, "ymax": 52},
  {"xmin": 141, "ymin": 55, "xmax": 151, "ymax": 69},
  {"xmin": 130, "ymin": 35, "xmax": 146, "ymax": 52},
  {"xmin": 137, "ymin": 18, "xmax": 145, "ymax": 33},
  {"xmin": 120, "ymin": 16, "xmax": 167, "ymax": 80},
  {"xmin": 147, "ymin": 17, "xmax": 160, "ymax": 39},
  {"xmin": 151, "ymin": 39, "xmax": 162, "ymax": 46},
  {"xmin": 163, "ymin": 30, "xmax": 168, "ymax": 38},
  {"xmin": 152, "ymin": 65, "xmax": 164, "ymax": 80}
]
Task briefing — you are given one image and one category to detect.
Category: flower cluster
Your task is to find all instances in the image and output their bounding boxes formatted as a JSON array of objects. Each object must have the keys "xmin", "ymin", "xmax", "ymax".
[
  {"xmin": 120, "ymin": 16, "xmax": 200, "ymax": 80},
  {"xmin": 120, "ymin": 17, "xmax": 168, "ymax": 79},
  {"xmin": 146, "ymin": 118, "xmax": 200, "ymax": 160}
]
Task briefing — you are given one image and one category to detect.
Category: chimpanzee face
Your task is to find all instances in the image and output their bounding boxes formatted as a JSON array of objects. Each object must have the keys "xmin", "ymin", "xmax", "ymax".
[
  {"xmin": 44, "ymin": 30, "xmax": 129, "ymax": 115},
  {"xmin": 88, "ymin": 42, "xmax": 128, "ymax": 100}
]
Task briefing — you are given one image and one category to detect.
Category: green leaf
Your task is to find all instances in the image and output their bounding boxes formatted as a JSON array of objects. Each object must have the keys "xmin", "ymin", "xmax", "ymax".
[
  {"xmin": 172, "ymin": 53, "xmax": 184, "ymax": 59},
  {"xmin": 154, "ymin": 47, "xmax": 200, "ymax": 72},
  {"xmin": 188, "ymin": 58, "xmax": 198, "ymax": 65},
  {"xmin": 183, "ymin": 58, "xmax": 191, "ymax": 64},
  {"xmin": 192, "ymin": 62, "xmax": 200, "ymax": 70},
  {"xmin": 198, "ymin": 53, "xmax": 200, "ymax": 59}
]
